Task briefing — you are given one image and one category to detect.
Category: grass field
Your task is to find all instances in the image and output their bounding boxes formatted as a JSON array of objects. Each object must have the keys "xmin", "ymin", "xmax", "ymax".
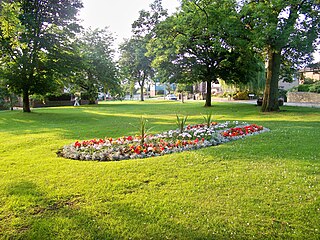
[{"xmin": 0, "ymin": 100, "xmax": 319, "ymax": 239}]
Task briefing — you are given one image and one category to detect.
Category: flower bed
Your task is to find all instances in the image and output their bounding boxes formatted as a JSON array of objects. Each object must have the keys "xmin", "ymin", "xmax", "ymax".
[{"xmin": 57, "ymin": 121, "xmax": 269, "ymax": 161}]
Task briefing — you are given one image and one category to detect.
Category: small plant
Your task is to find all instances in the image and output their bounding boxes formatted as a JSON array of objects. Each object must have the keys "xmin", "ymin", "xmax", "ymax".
[
  {"xmin": 176, "ymin": 114, "xmax": 188, "ymax": 133},
  {"xmin": 202, "ymin": 111, "xmax": 213, "ymax": 127},
  {"xmin": 131, "ymin": 116, "xmax": 153, "ymax": 145}
]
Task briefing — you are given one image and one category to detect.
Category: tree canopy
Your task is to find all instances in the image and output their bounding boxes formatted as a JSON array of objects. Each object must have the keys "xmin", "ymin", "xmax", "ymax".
[
  {"xmin": 241, "ymin": 0, "xmax": 320, "ymax": 111},
  {"xmin": 69, "ymin": 27, "xmax": 120, "ymax": 103},
  {"xmin": 0, "ymin": 0, "xmax": 83, "ymax": 112},
  {"xmin": 119, "ymin": 0, "xmax": 168, "ymax": 101},
  {"xmin": 149, "ymin": 0, "xmax": 262, "ymax": 107},
  {"xmin": 1, "ymin": 0, "xmax": 319, "ymax": 112}
]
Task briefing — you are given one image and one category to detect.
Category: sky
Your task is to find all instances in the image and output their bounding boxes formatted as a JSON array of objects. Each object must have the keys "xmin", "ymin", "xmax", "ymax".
[{"xmin": 78, "ymin": 0, "xmax": 180, "ymax": 46}]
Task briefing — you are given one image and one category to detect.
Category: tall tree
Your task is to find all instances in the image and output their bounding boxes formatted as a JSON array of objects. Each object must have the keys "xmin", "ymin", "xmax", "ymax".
[
  {"xmin": 149, "ymin": 0, "xmax": 261, "ymax": 107},
  {"xmin": 119, "ymin": 37, "xmax": 153, "ymax": 101},
  {"xmin": 241, "ymin": 0, "xmax": 320, "ymax": 111},
  {"xmin": 70, "ymin": 27, "xmax": 120, "ymax": 103},
  {"xmin": 0, "ymin": 0, "xmax": 82, "ymax": 112},
  {"xmin": 119, "ymin": 0, "xmax": 168, "ymax": 101}
]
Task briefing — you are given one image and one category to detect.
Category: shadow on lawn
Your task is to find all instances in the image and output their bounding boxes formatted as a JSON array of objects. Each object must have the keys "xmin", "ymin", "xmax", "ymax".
[
  {"xmin": 0, "ymin": 101, "xmax": 319, "ymax": 146},
  {"xmin": 3, "ymin": 180, "xmax": 118, "ymax": 239},
  {"xmin": 3, "ymin": 180, "xmax": 222, "ymax": 239},
  {"xmin": 0, "ymin": 106, "xmax": 186, "ymax": 139}
]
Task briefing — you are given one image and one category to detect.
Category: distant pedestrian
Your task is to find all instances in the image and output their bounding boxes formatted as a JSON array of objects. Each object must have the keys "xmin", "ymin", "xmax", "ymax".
[{"xmin": 74, "ymin": 96, "xmax": 80, "ymax": 106}]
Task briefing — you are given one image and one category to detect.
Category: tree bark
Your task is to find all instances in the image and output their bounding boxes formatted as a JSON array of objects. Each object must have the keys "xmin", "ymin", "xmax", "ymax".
[
  {"xmin": 204, "ymin": 79, "xmax": 212, "ymax": 107},
  {"xmin": 140, "ymin": 86, "xmax": 144, "ymax": 101},
  {"xmin": 262, "ymin": 47, "xmax": 281, "ymax": 112},
  {"xmin": 22, "ymin": 88, "xmax": 31, "ymax": 113},
  {"xmin": 140, "ymin": 78, "xmax": 145, "ymax": 101}
]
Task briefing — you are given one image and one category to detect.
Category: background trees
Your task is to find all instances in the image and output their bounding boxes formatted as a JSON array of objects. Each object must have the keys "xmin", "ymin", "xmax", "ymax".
[
  {"xmin": 149, "ymin": 0, "xmax": 262, "ymax": 107},
  {"xmin": 119, "ymin": 37, "xmax": 153, "ymax": 102},
  {"xmin": 119, "ymin": 0, "xmax": 167, "ymax": 101},
  {"xmin": 70, "ymin": 27, "xmax": 120, "ymax": 103},
  {"xmin": 0, "ymin": 0, "xmax": 83, "ymax": 112}
]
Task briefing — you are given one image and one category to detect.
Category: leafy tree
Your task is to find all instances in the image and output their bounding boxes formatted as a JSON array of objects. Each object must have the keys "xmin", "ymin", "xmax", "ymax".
[
  {"xmin": 132, "ymin": 0, "xmax": 168, "ymax": 37},
  {"xmin": 0, "ymin": 84, "xmax": 17, "ymax": 110},
  {"xmin": 119, "ymin": 37, "xmax": 153, "ymax": 101},
  {"xmin": 241, "ymin": 0, "xmax": 320, "ymax": 111},
  {"xmin": 176, "ymin": 83, "xmax": 193, "ymax": 103},
  {"xmin": 119, "ymin": 0, "xmax": 168, "ymax": 101},
  {"xmin": 149, "ymin": 0, "xmax": 261, "ymax": 107},
  {"xmin": 0, "ymin": 0, "xmax": 82, "ymax": 112},
  {"xmin": 70, "ymin": 27, "xmax": 120, "ymax": 103}
]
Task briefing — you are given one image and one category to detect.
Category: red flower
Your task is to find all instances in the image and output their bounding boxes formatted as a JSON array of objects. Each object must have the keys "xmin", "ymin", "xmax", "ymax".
[{"xmin": 74, "ymin": 141, "xmax": 81, "ymax": 148}]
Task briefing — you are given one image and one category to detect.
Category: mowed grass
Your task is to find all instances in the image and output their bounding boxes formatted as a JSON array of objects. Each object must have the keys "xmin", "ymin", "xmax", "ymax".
[{"xmin": 0, "ymin": 100, "xmax": 319, "ymax": 239}]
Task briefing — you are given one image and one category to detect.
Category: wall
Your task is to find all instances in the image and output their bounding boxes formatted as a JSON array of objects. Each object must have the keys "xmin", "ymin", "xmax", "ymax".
[{"xmin": 287, "ymin": 92, "xmax": 320, "ymax": 103}]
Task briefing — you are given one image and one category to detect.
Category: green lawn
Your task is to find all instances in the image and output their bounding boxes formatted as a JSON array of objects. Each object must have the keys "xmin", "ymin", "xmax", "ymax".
[{"xmin": 0, "ymin": 100, "xmax": 319, "ymax": 239}]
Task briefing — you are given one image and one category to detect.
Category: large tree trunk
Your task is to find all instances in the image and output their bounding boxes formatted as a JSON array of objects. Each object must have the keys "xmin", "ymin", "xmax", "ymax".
[
  {"xmin": 262, "ymin": 47, "xmax": 281, "ymax": 112},
  {"xmin": 204, "ymin": 79, "xmax": 212, "ymax": 107},
  {"xmin": 22, "ymin": 88, "xmax": 31, "ymax": 113},
  {"xmin": 140, "ymin": 86, "xmax": 144, "ymax": 101}
]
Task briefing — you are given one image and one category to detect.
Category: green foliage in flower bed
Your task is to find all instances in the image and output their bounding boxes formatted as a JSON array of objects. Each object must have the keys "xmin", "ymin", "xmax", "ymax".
[{"xmin": 0, "ymin": 101, "xmax": 319, "ymax": 239}]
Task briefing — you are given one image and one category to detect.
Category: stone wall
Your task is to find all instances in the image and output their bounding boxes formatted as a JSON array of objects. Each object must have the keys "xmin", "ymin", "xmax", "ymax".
[{"xmin": 287, "ymin": 92, "xmax": 320, "ymax": 103}]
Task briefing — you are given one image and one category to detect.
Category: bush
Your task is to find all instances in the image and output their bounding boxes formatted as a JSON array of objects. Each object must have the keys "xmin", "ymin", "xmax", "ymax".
[
  {"xmin": 80, "ymin": 93, "xmax": 90, "ymax": 100},
  {"xmin": 297, "ymin": 84, "xmax": 310, "ymax": 92},
  {"xmin": 233, "ymin": 91, "xmax": 249, "ymax": 100},
  {"xmin": 308, "ymin": 82, "xmax": 320, "ymax": 93},
  {"xmin": 288, "ymin": 81, "xmax": 320, "ymax": 93}
]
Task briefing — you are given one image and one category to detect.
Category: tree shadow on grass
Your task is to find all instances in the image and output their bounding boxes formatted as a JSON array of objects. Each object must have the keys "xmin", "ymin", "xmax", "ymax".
[
  {"xmin": 0, "ymin": 113, "xmax": 182, "ymax": 143},
  {"xmin": 0, "ymin": 102, "xmax": 319, "ymax": 160},
  {"xmin": 2, "ymin": 180, "xmax": 224, "ymax": 239},
  {"xmin": 2, "ymin": 180, "xmax": 119, "ymax": 239}
]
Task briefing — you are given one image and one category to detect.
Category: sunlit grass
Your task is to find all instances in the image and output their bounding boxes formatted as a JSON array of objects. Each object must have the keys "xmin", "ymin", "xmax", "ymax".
[{"xmin": 0, "ymin": 100, "xmax": 319, "ymax": 239}]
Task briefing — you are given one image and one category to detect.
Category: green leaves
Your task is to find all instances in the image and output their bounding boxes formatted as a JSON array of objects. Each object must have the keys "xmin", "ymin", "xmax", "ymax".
[
  {"xmin": 202, "ymin": 111, "xmax": 213, "ymax": 128},
  {"xmin": 71, "ymin": 27, "xmax": 119, "ymax": 103},
  {"xmin": 119, "ymin": 1, "xmax": 167, "ymax": 101},
  {"xmin": 0, "ymin": 0, "xmax": 83, "ymax": 112},
  {"xmin": 149, "ymin": 0, "xmax": 261, "ymax": 107},
  {"xmin": 131, "ymin": 116, "xmax": 154, "ymax": 145},
  {"xmin": 176, "ymin": 114, "xmax": 188, "ymax": 133}
]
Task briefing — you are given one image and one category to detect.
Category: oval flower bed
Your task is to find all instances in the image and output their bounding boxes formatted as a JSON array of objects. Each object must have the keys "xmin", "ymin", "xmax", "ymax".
[{"xmin": 57, "ymin": 121, "xmax": 269, "ymax": 161}]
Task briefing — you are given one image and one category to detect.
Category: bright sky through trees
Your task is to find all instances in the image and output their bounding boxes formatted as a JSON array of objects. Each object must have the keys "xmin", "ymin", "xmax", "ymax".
[
  {"xmin": 79, "ymin": 0, "xmax": 180, "ymax": 45},
  {"xmin": 79, "ymin": 0, "xmax": 319, "ymax": 62}
]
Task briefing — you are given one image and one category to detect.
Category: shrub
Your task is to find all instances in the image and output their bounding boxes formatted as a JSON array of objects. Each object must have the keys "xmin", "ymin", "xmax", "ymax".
[
  {"xmin": 233, "ymin": 91, "xmax": 249, "ymax": 100},
  {"xmin": 308, "ymin": 82, "xmax": 320, "ymax": 93},
  {"xmin": 297, "ymin": 84, "xmax": 310, "ymax": 92},
  {"xmin": 80, "ymin": 93, "xmax": 90, "ymax": 100}
]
